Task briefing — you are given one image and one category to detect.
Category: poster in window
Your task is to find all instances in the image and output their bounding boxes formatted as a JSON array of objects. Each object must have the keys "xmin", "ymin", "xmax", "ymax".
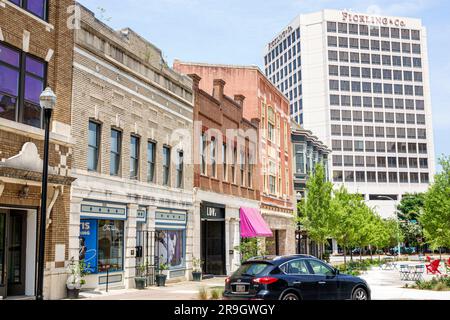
[
  {"xmin": 157, "ymin": 230, "xmax": 184, "ymax": 268},
  {"xmin": 79, "ymin": 219, "xmax": 98, "ymax": 273}
]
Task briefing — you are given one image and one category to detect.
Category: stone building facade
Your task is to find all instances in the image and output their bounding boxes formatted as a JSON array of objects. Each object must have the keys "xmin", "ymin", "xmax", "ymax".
[
  {"xmin": 291, "ymin": 122, "xmax": 332, "ymax": 256},
  {"xmin": 174, "ymin": 62, "xmax": 296, "ymax": 256},
  {"xmin": 188, "ymin": 74, "xmax": 261, "ymax": 275},
  {"xmin": 70, "ymin": 5, "xmax": 194, "ymax": 290},
  {"xmin": 0, "ymin": 0, "xmax": 75, "ymax": 299}
]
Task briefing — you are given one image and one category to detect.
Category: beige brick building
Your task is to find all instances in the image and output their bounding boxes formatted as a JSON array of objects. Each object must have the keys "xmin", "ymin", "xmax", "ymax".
[
  {"xmin": 0, "ymin": 0, "xmax": 75, "ymax": 299},
  {"xmin": 70, "ymin": 4, "xmax": 194, "ymax": 290}
]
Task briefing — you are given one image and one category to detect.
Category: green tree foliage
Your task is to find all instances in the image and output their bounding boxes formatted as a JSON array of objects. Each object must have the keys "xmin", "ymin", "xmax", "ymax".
[
  {"xmin": 421, "ymin": 156, "xmax": 450, "ymax": 252},
  {"xmin": 330, "ymin": 187, "xmax": 364, "ymax": 265},
  {"xmin": 297, "ymin": 164, "xmax": 334, "ymax": 259},
  {"xmin": 396, "ymin": 193, "xmax": 425, "ymax": 247}
]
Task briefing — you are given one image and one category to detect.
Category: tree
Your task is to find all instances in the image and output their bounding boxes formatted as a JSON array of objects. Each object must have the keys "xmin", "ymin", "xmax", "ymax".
[
  {"xmin": 396, "ymin": 193, "xmax": 425, "ymax": 249},
  {"xmin": 330, "ymin": 187, "xmax": 366, "ymax": 266},
  {"xmin": 421, "ymin": 156, "xmax": 450, "ymax": 258},
  {"xmin": 297, "ymin": 164, "xmax": 334, "ymax": 260}
]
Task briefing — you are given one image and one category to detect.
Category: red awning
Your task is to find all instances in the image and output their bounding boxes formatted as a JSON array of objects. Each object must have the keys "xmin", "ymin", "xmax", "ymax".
[{"xmin": 240, "ymin": 207, "xmax": 273, "ymax": 238}]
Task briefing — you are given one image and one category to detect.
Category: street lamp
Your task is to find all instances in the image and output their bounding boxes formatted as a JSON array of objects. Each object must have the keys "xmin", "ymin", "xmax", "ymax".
[
  {"xmin": 375, "ymin": 195, "xmax": 402, "ymax": 260},
  {"xmin": 36, "ymin": 87, "xmax": 56, "ymax": 301}
]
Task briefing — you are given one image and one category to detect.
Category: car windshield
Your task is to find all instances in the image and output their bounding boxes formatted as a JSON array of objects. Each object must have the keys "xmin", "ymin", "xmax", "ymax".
[{"xmin": 233, "ymin": 263, "xmax": 271, "ymax": 277}]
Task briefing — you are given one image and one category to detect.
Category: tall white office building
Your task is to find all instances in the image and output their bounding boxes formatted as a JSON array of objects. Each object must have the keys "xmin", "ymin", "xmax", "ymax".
[{"xmin": 263, "ymin": 9, "xmax": 435, "ymax": 217}]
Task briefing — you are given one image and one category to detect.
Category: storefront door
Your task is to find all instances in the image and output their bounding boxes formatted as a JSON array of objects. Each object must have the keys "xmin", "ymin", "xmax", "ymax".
[
  {"xmin": 0, "ymin": 209, "xmax": 27, "ymax": 298},
  {"xmin": 201, "ymin": 220, "xmax": 225, "ymax": 275}
]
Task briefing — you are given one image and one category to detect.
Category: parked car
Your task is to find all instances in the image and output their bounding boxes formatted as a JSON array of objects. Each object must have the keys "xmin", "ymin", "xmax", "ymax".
[
  {"xmin": 223, "ymin": 255, "xmax": 371, "ymax": 301},
  {"xmin": 389, "ymin": 247, "xmax": 417, "ymax": 255}
]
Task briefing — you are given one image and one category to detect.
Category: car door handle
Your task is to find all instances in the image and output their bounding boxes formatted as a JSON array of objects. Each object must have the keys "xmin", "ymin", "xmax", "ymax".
[
  {"xmin": 318, "ymin": 281, "xmax": 326, "ymax": 285},
  {"xmin": 293, "ymin": 281, "xmax": 302, "ymax": 285}
]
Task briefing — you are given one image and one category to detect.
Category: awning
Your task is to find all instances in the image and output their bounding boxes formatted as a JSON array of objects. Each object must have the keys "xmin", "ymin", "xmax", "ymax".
[{"xmin": 240, "ymin": 207, "xmax": 273, "ymax": 238}]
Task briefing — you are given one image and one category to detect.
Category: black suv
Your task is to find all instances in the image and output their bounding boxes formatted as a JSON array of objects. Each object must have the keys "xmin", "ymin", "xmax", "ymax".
[{"xmin": 223, "ymin": 255, "xmax": 371, "ymax": 301}]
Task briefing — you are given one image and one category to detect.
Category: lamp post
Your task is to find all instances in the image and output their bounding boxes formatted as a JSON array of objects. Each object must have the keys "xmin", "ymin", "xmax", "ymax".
[
  {"xmin": 375, "ymin": 195, "xmax": 402, "ymax": 260},
  {"xmin": 36, "ymin": 87, "xmax": 56, "ymax": 301}
]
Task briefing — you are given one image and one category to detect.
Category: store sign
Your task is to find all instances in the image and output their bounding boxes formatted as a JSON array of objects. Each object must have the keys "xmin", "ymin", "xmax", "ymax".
[
  {"xmin": 79, "ymin": 220, "xmax": 98, "ymax": 273},
  {"xmin": 342, "ymin": 11, "xmax": 406, "ymax": 27},
  {"xmin": 268, "ymin": 26, "xmax": 293, "ymax": 50},
  {"xmin": 201, "ymin": 206, "xmax": 225, "ymax": 220}
]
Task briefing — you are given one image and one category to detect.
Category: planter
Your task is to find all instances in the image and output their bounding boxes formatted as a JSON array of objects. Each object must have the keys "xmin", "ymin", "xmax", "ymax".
[
  {"xmin": 155, "ymin": 274, "xmax": 167, "ymax": 287},
  {"xmin": 135, "ymin": 277, "xmax": 146, "ymax": 290},
  {"xmin": 66, "ymin": 288, "xmax": 80, "ymax": 299},
  {"xmin": 192, "ymin": 271, "xmax": 202, "ymax": 282}
]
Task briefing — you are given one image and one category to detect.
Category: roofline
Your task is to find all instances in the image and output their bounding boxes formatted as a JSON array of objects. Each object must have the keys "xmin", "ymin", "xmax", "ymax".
[{"xmin": 174, "ymin": 60, "xmax": 290, "ymax": 104}]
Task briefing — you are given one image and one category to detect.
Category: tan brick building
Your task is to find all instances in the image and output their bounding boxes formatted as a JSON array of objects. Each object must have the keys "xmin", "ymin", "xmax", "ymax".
[
  {"xmin": 188, "ymin": 74, "xmax": 261, "ymax": 275},
  {"xmin": 70, "ymin": 4, "xmax": 194, "ymax": 290},
  {"xmin": 0, "ymin": 0, "xmax": 75, "ymax": 299},
  {"xmin": 174, "ymin": 62, "xmax": 296, "ymax": 256}
]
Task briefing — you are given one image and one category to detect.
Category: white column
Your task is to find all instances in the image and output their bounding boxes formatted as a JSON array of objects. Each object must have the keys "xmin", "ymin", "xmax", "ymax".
[
  {"xmin": 332, "ymin": 239, "xmax": 339, "ymax": 255},
  {"xmin": 185, "ymin": 206, "xmax": 195, "ymax": 280},
  {"xmin": 125, "ymin": 203, "xmax": 138, "ymax": 289},
  {"xmin": 191, "ymin": 201, "xmax": 201, "ymax": 264},
  {"xmin": 68, "ymin": 197, "xmax": 82, "ymax": 263},
  {"xmin": 225, "ymin": 217, "xmax": 231, "ymax": 275},
  {"xmin": 232, "ymin": 218, "xmax": 241, "ymax": 272}
]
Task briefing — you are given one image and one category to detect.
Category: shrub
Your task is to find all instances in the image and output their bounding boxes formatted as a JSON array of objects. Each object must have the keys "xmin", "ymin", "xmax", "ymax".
[{"xmin": 197, "ymin": 287, "xmax": 208, "ymax": 300}]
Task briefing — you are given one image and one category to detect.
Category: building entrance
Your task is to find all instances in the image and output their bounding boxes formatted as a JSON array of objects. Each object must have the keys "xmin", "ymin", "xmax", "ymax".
[
  {"xmin": 0, "ymin": 209, "xmax": 28, "ymax": 298},
  {"xmin": 200, "ymin": 203, "xmax": 226, "ymax": 276}
]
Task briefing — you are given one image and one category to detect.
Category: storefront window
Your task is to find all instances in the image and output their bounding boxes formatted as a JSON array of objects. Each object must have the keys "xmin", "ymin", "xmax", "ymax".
[
  {"xmin": 156, "ymin": 230, "xmax": 184, "ymax": 269},
  {"xmin": 98, "ymin": 220, "xmax": 124, "ymax": 273}
]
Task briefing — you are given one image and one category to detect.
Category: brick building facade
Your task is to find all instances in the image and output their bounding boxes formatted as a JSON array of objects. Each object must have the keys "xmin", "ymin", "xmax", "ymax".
[
  {"xmin": 0, "ymin": 0, "xmax": 75, "ymax": 299},
  {"xmin": 70, "ymin": 4, "xmax": 194, "ymax": 290},
  {"xmin": 174, "ymin": 62, "xmax": 296, "ymax": 256},
  {"xmin": 188, "ymin": 74, "xmax": 261, "ymax": 275}
]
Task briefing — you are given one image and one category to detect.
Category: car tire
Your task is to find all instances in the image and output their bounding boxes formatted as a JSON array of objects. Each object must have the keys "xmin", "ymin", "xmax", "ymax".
[
  {"xmin": 352, "ymin": 287, "xmax": 368, "ymax": 301},
  {"xmin": 281, "ymin": 292, "xmax": 300, "ymax": 301}
]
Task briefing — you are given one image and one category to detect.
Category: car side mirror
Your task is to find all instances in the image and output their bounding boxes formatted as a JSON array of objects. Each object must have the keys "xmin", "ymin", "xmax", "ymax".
[{"xmin": 334, "ymin": 268, "xmax": 340, "ymax": 275}]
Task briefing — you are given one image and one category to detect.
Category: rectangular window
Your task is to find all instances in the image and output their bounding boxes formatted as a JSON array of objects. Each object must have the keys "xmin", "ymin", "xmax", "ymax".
[
  {"xmin": 240, "ymin": 150, "xmax": 245, "ymax": 186},
  {"xmin": 97, "ymin": 220, "xmax": 124, "ymax": 273},
  {"xmin": 232, "ymin": 148, "xmax": 237, "ymax": 184},
  {"xmin": 163, "ymin": 146, "xmax": 171, "ymax": 186},
  {"xmin": 9, "ymin": 0, "xmax": 48, "ymax": 20},
  {"xmin": 130, "ymin": 135, "xmax": 140, "ymax": 180},
  {"xmin": 211, "ymin": 138, "xmax": 217, "ymax": 178},
  {"xmin": 200, "ymin": 133, "xmax": 207, "ymax": 175},
  {"xmin": 88, "ymin": 121, "xmax": 101, "ymax": 172},
  {"xmin": 156, "ymin": 229, "xmax": 185, "ymax": 268},
  {"xmin": 222, "ymin": 143, "xmax": 228, "ymax": 181},
  {"xmin": 0, "ymin": 42, "xmax": 47, "ymax": 128},
  {"xmin": 176, "ymin": 151, "xmax": 184, "ymax": 188},
  {"xmin": 147, "ymin": 141, "xmax": 156, "ymax": 183},
  {"xmin": 110, "ymin": 129, "xmax": 122, "ymax": 176},
  {"xmin": 333, "ymin": 171, "xmax": 343, "ymax": 183}
]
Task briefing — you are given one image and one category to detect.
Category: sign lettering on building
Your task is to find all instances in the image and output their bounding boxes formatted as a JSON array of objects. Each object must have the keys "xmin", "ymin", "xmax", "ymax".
[
  {"xmin": 342, "ymin": 11, "xmax": 406, "ymax": 27},
  {"xmin": 268, "ymin": 26, "xmax": 293, "ymax": 51}
]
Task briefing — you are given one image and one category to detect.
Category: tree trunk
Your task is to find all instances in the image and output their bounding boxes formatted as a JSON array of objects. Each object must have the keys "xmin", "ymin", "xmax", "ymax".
[
  {"xmin": 343, "ymin": 245, "xmax": 347, "ymax": 269},
  {"xmin": 350, "ymin": 248, "xmax": 353, "ymax": 262},
  {"xmin": 359, "ymin": 246, "xmax": 362, "ymax": 262}
]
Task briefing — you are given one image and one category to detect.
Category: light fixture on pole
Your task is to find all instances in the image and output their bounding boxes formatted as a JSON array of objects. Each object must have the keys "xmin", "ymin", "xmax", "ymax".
[
  {"xmin": 376, "ymin": 195, "xmax": 402, "ymax": 259},
  {"xmin": 36, "ymin": 87, "xmax": 56, "ymax": 301}
]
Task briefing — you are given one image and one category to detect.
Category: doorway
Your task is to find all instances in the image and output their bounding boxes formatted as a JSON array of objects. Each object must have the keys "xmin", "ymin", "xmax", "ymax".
[
  {"xmin": 0, "ymin": 209, "xmax": 28, "ymax": 298},
  {"xmin": 201, "ymin": 220, "xmax": 225, "ymax": 275}
]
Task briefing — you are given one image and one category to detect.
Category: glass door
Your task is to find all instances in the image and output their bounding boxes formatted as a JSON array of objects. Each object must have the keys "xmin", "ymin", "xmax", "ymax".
[
  {"xmin": 7, "ymin": 211, "xmax": 27, "ymax": 296},
  {"xmin": 0, "ymin": 211, "xmax": 6, "ymax": 298}
]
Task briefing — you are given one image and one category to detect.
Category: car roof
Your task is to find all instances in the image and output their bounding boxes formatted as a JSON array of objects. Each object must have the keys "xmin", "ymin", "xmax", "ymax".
[{"xmin": 244, "ymin": 254, "xmax": 317, "ymax": 265}]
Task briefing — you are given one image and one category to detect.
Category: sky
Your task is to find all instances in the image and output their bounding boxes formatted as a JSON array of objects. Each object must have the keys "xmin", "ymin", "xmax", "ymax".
[{"xmin": 78, "ymin": 0, "xmax": 450, "ymax": 171}]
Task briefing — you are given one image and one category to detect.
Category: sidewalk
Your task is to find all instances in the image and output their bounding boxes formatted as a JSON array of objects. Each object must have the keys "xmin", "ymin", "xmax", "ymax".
[{"xmin": 77, "ymin": 278, "xmax": 225, "ymax": 300}]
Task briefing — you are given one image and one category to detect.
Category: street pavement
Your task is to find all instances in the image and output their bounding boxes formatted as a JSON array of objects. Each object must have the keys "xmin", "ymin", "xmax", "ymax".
[{"xmin": 77, "ymin": 260, "xmax": 450, "ymax": 301}]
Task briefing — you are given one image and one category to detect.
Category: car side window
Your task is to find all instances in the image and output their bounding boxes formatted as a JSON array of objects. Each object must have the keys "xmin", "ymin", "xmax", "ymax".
[
  {"xmin": 281, "ymin": 259, "xmax": 310, "ymax": 275},
  {"xmin": 308, "ymin": 259, "xmax": 335, "ymax": 276}
]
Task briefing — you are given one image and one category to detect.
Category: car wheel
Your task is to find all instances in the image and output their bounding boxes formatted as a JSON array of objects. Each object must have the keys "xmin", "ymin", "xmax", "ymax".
[
  {"xmin": 281, "ymin": 293, "xmax": 300, "ymax": 301},
  {"xmin": 352, "ymin": 287, "xmax": 368, "ymax": 301}
]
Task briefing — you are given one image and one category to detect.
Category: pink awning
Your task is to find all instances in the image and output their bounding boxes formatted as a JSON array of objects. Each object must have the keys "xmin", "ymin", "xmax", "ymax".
[{"xmin": 240, "ymin": 207, "xmax": 273, "ymax": 238}]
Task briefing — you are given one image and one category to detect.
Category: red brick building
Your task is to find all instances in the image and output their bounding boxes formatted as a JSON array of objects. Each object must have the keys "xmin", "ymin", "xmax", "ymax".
[
  {"xmin": 175, "ymin": 62, "xmax": 296, "ymax": 255},
  {"xmin": 189, "ymin": 74, "xmax": 262, "ymax": 275},
  {"xmin": 0, "ymin": 0, "xmax": 75, "ymax": 299}
]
